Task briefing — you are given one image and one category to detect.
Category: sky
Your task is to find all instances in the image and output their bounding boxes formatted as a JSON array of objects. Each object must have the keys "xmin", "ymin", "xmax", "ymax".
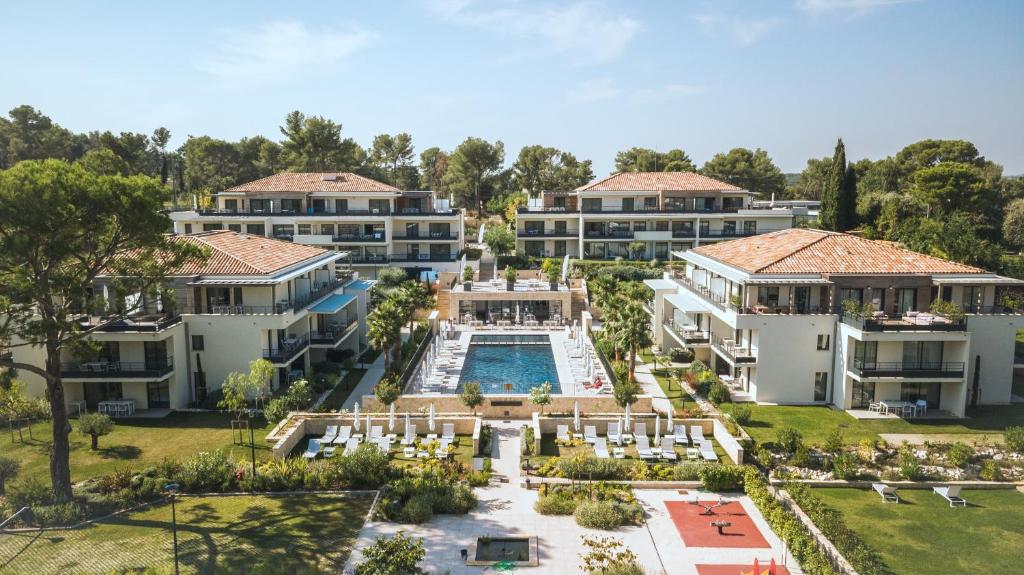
[{"xmin": 2, "ymin": 0, "xmax": 1022, "ymax": 175}]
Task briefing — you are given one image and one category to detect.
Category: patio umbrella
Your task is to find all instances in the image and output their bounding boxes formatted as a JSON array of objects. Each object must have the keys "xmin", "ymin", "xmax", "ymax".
[
  {"xmin": 654, "ymin": 414, "xmax": 661, "ymax": 445},
  {"xmin": 616, "ymin": 417, "xmax": 623, "ymax": 446},
  {"xmin": 624, "ymin": 403, "xmax": 631, "ymax": 432},
  {"xmin": 388, "ymin": 402, "xmax": 396, "ymax": 431},
  {"xmin": 770, "ymin": 558, "xmax": 777, "ymax": 575},
  {"xmin": 573, "ymin": 400, "xmax": 580, "ymax": 432},
  {"xmin": 365, "ymin": 413, "xmax": 371, "ymax": 435},
  {"xmin": 753, "ymin": 559, "xmax": 760, "ymax": 575},
  {"xmin": 667, "ymin": 406, "xmax": 674, "ymax": 438},
  {"xmin": 353, "ymin": 402, "xmax": 360, "ymax": 430},
  {"xmin": 404, "ymin": 413, "xmax": 411, "ymax": 436},
  {"xmin": 429, "ymin": 403, "xmax": 436, "ymax": 432}
]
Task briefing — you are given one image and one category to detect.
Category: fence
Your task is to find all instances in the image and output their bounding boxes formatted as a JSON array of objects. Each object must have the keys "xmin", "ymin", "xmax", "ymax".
[{"xmin": 773, "ymin": 487, "xmax": 861, "ymax": 575}]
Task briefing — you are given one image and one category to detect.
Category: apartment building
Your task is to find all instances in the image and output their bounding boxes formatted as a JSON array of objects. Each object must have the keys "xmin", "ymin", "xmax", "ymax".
[
  {"xmin": 170, "ymin": 172, "xmax": 465, "ymax": 275},
  {"xmin": 15, "ymin": 231, "xmax": 369, "ymax": 412},
  {"xmin": 648, "ymin": 228, "xmax": 1024, "ymax": 416},
  {"xmin": 514, "ymin": 172, "xmax": 803, "ymax": 260}
]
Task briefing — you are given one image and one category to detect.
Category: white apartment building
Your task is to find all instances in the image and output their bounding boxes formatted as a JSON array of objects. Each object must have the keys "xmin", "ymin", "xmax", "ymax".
[
  {"xmin": 170, "ymin": 172, "xmax": 465, "ymax": 276},
  {"xmin": 648, "ymin": 228, "xmax": 1024, "ymax": 417},
  {"xmin": 514, "ymin": 172, "xmax": 804, "ymax": 260},
  {"xmin": 15, "ymin": 231, "xmax": 369, "ymax": 412}
]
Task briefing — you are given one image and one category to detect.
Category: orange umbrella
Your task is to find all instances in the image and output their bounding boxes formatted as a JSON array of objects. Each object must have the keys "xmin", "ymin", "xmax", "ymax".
[
  {"xmin": 753, "ymin": 559, "xmax": 760, "ymax": 575},
  {"xmin": 769, "ymin": 558, "xmax": 777, "ymax": 575}
]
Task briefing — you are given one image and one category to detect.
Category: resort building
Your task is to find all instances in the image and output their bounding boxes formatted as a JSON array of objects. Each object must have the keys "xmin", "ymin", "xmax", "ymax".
[
  {"xmin": 14, "ymin": 231, "xmax": 369, "ymax": 412},
  {"xmin": 514, "ymin": 172, "xmax": 805, "ymax": 260},
  {"xmin": 648, "ymin": 228, "xmax": 1024, "ymax": 416},
  {"xmin": 169, "ymin": 172, "xmax": 465, "ymax": 276}
]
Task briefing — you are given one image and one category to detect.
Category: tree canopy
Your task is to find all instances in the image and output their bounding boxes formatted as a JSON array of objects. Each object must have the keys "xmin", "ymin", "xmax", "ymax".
[
  {"xmin": 700, "ymin": 147, "xmax": 785, "ymax": 199},
  {"xmin": 445, "ymin": 137, "xmax": 505, "ymax": 214},
  {"xmin": 511, "ymin": 145, "xmax": 593, "ymax": 194},
  {"xmin": 614, "ymin": 147, "xmax": 696, "ymax": 173}
]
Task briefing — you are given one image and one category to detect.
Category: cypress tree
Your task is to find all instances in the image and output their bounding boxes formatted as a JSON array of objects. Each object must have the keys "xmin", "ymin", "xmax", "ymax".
[
  {"xmin": 838, "ymin": 165, "xmax": 858, "ymax": 231},
  {"xmin": 820, "ymin": 138, "xmax": 846, "ymax": 231}
]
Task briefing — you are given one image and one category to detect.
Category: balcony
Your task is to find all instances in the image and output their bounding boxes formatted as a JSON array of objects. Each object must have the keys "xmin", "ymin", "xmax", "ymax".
[
  {"xmin": 184, "ymin": 280, "xmax": 342, "ymax": 315},
  {"xmin": 198, "ymin": 208, "xmax": 393, "ymax": 217},
  {"xmin": 517, "ymin": 229, "xmax": 579, "ymax": 238},
  {"xmin": 580, "ymin": 206, "xmax": 743, "ymax": 215},
  {"xmin": 263, "ymin": 333, "xmax": 310, "ymax": 363},
  {"xmin": 390, "ymin": 253, "xmax": 458, "ymax": 263},
  {"xmin": 61, "ymin": 359, "xmax": 174, "ymax": 379},
  {"xmin": 672, "ymin": 229, "xmax": 696, "ymax": 239},
  {"xmin": 391, "ymin": 209, "xmax": 460, "ymax": 217},
  {"xmin": 851, "ymin": 360, "xmax": 966, "ymax": 379},
  {"xmin": 392, "ymin": 232, "xmax": 460, "ymax": 241},
  {"xmin": 664, "ymin": 321, "xmax": 710, "ymax": 345},
  {"xmin": 76, "ymin": 314, "xmax": 182, "ymax": 333},
  {"xmin": 700, "ymin": 229, "xmax": 761, "ymax": 239},
  {"xmin": 348, "ymin": 254, "xmax": 391, "ymax": 265},
  {"xmin": 311, "ymin": 321, "xmax": 358, "ymax": 346},
  {"xmin": 331, "ymin": 234, "xmax": 386, "ymax": 243},
  {"xmin": 583, "ymin": 230, "xmax": 634, "ymax": 240},
  {"xmin": 516, "ymin": 206, "xmax": 579, "ymax": 214},
  {"xmin": 711, "ymin": 334, "xmax": 757, "ymax": 364},
  {"xmin": 841, "ymin": 313, "xmax": 967, "ymax": 332}
]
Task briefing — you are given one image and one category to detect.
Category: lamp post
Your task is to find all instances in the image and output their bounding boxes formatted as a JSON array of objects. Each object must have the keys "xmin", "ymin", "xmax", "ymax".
[
  {"xmin": 247, "ymin": 408, "xmax": 257, "ymax": 479},
  {"xmin": 165, "ymin": 482, "xmax": 180, "ymax": 575}
]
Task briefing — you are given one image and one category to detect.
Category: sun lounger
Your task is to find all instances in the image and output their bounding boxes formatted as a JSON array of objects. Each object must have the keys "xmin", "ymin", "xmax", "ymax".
[
  {"xmin": 557, "ymin": 424, "xmax": 570, "ymax": 442},
  {"xmin": 442, "ymin": 423, "xmax": 456, "ymax": 442},
  {"xmin": 636, "ymin": 435, "xmax": 655, "ymax": 460},
  {"xmin": 584, "ymin": 425, "xmax": 598, "ymax": 444},
  {"xmin": 633, "ymin": 422, "xmax": 647, "ymax": 443},
  {"xmin": 933, "ymin": 486, "xmax": 966, "ymax": 507},
  {"xmin": 302, "ymin": 438, "xmax": 321, "ymax": 459},
  {"xmin": 319, "ymin": 425, "xmax": 338, "ymax": 444},
  {"xmin": 342, "ymin": 437, "xmax": 361, "ymax": 456},
  {"xmin": 690, "ymin": 425, "xmax": 705, "ymax": 443},
  {"xmin": 401, "ymin": 423, "xmax": 417, "ymax": 445},
  {"xmin": 594, "ymin": 437, "xmax": 610, "ymax": 459},
  {"xmin": 435, "ymin": 439, "xmax": 452, "ymax": 458},
  {"xmin": 660, "ymin": 437, "xmax": 678, "ymax": 461},
  {"xmin": 333, "ymin": 425, "xmax": 352, "ymax": 445},
  {"xmin": 374, "ymin": 436, "xmax": 391, "ymax": 454},
  {"xmin": 673, "ymin": 425, "xmax": 688, "ymax": 445},
  {"xmin": 607, "ymin": 422, "xmax": 621, "ymax": 444},
  {"xmin": 369, "ymin": 426, "xmax": 384, "ymax": 440},
  {"xmin": 699, "ymin": 440, "xmax": 718, "ymax": 461},
  {"xmin": 873, "ymin": 483, "xmax": 899, "ymax": 503}
]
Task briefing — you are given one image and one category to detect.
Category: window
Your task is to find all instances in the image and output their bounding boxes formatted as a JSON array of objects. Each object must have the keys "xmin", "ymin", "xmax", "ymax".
[
  {"xmin": 743, "ymin": 221, "xmax": 757, "ymax": 234},
  {"xmin": 722, "ymin": 221, "xmax": 736, "ymax": 234},
  {"xmin": 311, "ymin": 199, "xmax": 327, "ymax": 213},
  {"xmin": 429, "ymin": 223, "xmax": 450, "ymax": 238},
  {"xmin": 334, "ymin": 199, "xmax": 348, "ymax": 213},
  {"xmin": 191, "ymin": 335, "xmax": 205, "ymax": 350},
  {"xmin": 644, "ymin": 197, "xmax": 658, "ymax": 210},
  {"xmin": 554, "ymin": 220, "xmax": 567, "ymax": 234},
  {"xmin": 903, "ymin": 341, "xmax": 943, "ymax": 369},
  {"xmin": 525, "ymin": 241, "xmax": 545, "ymax": 257},
  {"xmin": 632, "ymin": 221, "xmax": 647, "ymax": 232},
  {"xmin": 202, "ymin": 223, "xmax": 222, "ymax": 231},
  {"xmin": 319, "ymin": 223, "xmax": 334, "ymax": 236},
  {"xmin": 184, "ymin": 224, "xmax": 192, "ymax": 234},
  {"xmin": 672, "ymin": 221, "xmax": 693, "ymax": 236},
  {"xmin": 816, "ymin": 334, "xmax": 830, "ymax": 350},
  {"xmin": 227, "ymin": 224, "xmax": 241, "ymax": 232},
  {"xmin": 368, "ymin": 199, "xmax": 390, "ymax": 214},
  {"xmin": 869, "ymin": 288, "xmax": 885, "ymax": 311},
  {"xmin": 838, "ymin": 288, "xmax": 863, "ymax": 306},
  {"xmin": 272, "ymin": 224, "xmax": 293, "ymax": 238},
  {"xmin": 900, "ymin": 382, "xmax": 941, "ymax": 409},
  {"xmin": 655, "ymin": 220, "xmax": 668, "ymax": 231},
  {"xmin": 699, "ymin": 221, "xmax": 709, "ymax": 236},
  {"xmin": 279, "ymin": 199, "xmax": 301, "ymax": 213},
  {"xmin": 621, "ymin": 198, "xmax": 634, "ymax": 212},
  {"xmin": 250, "ymin": 199, "xmax": 270, "ymax": 212},
  {"xmin": 552, "ymin": 196, "xmax": 566, "ymax": 208},
  {"xmin": 582, "ymin": 198, "xmax": 602, "ymax": 212},
  {"xmin": 405, "ymin": 223, "xmax": 419, "ymax": 238},
  {"xmin": 246, "ymin": 223, "xmax": 265, "ymax": 236},
  {"xmin": 554, "ymin": 240, "xmax": 567, "ymax": 257},
  {"xmin": 654, "ymin": 243, "xmax": 669, "ymax": 259},
  {"xmin": 525, "ymin": 221, "xmax": 544, "ymax": 235},
  {"xmin": 224, "ymin": 199, "xmax": 238, "ymax": 212},
  {"xmin": 813, "ymin": 372, "xmax": 828, "ymax": 401},
  {"xmin": 961, "ymin": 286, "xmax": 981, "ymax": 313},
  {"xmin": 297, "ymin": 224, "xmax": 311, "ymax": 235},
  {"xmin": 757, "ymin": 286, "xmax": 780, "ymax": 307},
  {"xmin": 895, "ymin": 288, "xmax": 917, "ymax": 315},
  {"xmin": 854, "ymin": 340, "xmax": 878, "ymax": 369}
]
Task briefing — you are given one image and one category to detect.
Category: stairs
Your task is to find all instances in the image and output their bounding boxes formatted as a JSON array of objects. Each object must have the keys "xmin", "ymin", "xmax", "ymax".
[{"xmin": 435, "ymin": 285, "xmax": 451, "ymax": 320}]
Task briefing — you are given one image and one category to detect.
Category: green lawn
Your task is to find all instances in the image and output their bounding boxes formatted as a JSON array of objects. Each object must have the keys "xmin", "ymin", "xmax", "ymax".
[
  {"xmin": 812, "ymin": 487, "xmax": 1024, "ymax": 575},
  {"xmin": 0, "ymin": 493, "xmax": 372, "ymax": 575},
  {"xmin": 317, "ymin": 368, "xmax": 367, "ymax": 411},
  {"xmin": 532, "ymin": 432, "xmax": 726, "ymax": 465},
  {"xmin": 739, "ymin": 403, "xmax": 1024, "ymax": 446},
  {"xmin": 651, "ymin": 371, "xmax": 703, "ymax": 414},
  {"xmin": 5, "ymin": 412, "xmax": 275, "ymax": 486}
]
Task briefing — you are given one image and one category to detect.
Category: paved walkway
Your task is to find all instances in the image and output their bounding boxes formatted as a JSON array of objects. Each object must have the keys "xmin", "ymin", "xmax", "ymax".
[
  {"xmin": 635, "ymin": 361, "xmax": 674, "ymax": 415},
  {"xmin": 340, "ymin": 331, "xmax": 411, "ymax": 411}
]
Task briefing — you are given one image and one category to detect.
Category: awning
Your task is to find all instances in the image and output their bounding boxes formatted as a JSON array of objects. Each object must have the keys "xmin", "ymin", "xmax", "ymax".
[
  {"xmin": 189, "ymin": 278, "xmax": 277, "ymax": 286},
  {"xmin": 644, "ymin": 278, "xmax": 678, "ymax": 291},
  {"xmin": 665, "ymin": 291, "xmax": 710, "ymax": 313},
  {"xmin": 347, "ymin": 279, "xmax": 375, "ymax": 291},
  {"xmin": 932, "ymin": 275, "xmax": 1024, "ymax": 285},
  {"xmin": 310, "ymin": 293, "xmax": 355, "ymax": 314},
  {"xmin": 744, "ymin": 278, "xmax": 832, "ymax": 285}
]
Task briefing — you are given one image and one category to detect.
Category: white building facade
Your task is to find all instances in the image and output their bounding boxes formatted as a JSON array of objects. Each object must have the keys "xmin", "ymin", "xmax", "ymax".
[{"xmin": 648, "ymin": 228, "xmax": 1024, "ymax": 417}]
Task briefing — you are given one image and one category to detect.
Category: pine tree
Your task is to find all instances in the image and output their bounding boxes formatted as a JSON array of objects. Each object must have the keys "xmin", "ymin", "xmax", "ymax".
[
  {"xmin": 820, "ymin": 138, "xmax": 846, "ymax": 231},
  {"xmin": 838, "ymin": 165, "xmax": 858, "ymax": 231}
]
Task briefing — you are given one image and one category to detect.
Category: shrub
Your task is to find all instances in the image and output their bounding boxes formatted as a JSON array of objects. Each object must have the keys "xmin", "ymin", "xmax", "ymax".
[
  {"xmin": 580, "ymin": 535, "xmax": 643, "ymax": 575},
  {"xmin": 699, "ymin": 465, "xmax": 746, "ymax": 491},
  {"xmin": 786, "ymin": 483, "xmax": 891, "ymax": 575},
  {"xmin": 466, "ymin": 469, "xmax": 491, "ymax": 487},
  {"xmin": 33, "ymin": 502, "xmax": 84, "ymax": 527},
  {"xmin": 574, "ymin": 501, "xmax": 626, "ymax": 529},
  {"xmin": 728, "ymin": 403, "xmax": 752, "ymax": 425},
  {"xmin": 354, "ymin": 532, "xmax": 427, "ymax": 575},
  {"xmin": 707, "ymin": 382, "xmax": 731, "ymax": 405},
  {"xmin": 6, "ymin": 476, "xmax": 52, "ymax": 510},
  {"xmin": 400, "ymin": 494, "xmax": 434, "ymax": 524},
  {"xmin": 945, "ymin": 442, "xmax": 973, "ymax": 468},
  {"xmin": 336, "ymin": 443, "xmax": 392, "ymax": 488},
  {"xmin": 790, "ymin": 444, "xmax": 812, "ymax": 468},
  {"xmin": 0, "ymin": 456, "xmax": 21, "ymax": 495},
  {"xmin": 177, "ymin": 451, "xmax": 235, "ymax": 492},
  {"xmin": 535, "ymin": 491, "xmax": 578, "ymax": 515},
  {"xmin": 980, "ymin": 459, "xmax": 1002, "ymax": 481},
  {"xmin": 1004, "ymin": 426, "xmax": 1024, "ymax": 453},
  {"xmin": 78, "ymin": 412, "xmax": 114, "ymax": 450},
  {"xmin": 823, "ymin": 429, "xmax": 845, "ymax": 454},
  {"xmin": 831, "ymin": 452, "xmax": 859, "ymax": 480},
  {"xmin": 556, "ymin": 456, "xmax": 626, "ymax": 480},
  {"xmin": 522, "ymin": 426, "xmax": 535, "ymax": 455},
  {"xmin": 670, "ymin": 347, "xmax": 694, "ymax": 363},
  {"xmin": 897, "ymin": 444, "xmax": 922, "ymax": 480},
  {"xmin": 776, "ymin": 427, "xmax": 803, "ymax": 453}
]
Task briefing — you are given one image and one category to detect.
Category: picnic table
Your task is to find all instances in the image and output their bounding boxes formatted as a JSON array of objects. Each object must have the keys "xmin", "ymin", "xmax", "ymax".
[
  {"xmin": 880, "ymin": 400, "xmax": 917, "ymax": 417},
  {"xmin": 97, "ymin": 399, "xmax": 135, "ymax": 417}
]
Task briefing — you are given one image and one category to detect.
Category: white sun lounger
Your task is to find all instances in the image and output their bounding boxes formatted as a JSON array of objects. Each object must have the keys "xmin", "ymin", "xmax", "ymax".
[
  {"xmin": 442, "ymin": 423, "xmax": 456, "ymax": 442},
  {"xmin": 594, "ymin": 437, "xmax": 610, "ymax": 459},
  {"xmin": 343, "ymin": 437, "xmax": 361, "ymax": 456},
  {"xmin": 607, "ymin": 422, "xmax": 621, "ymax": 444},
  {"xmin": 369, "ymin": 426, "xmax": 384, "ymax": 440},
  {"xmin": 556, "ymin": 424, "xmax": 570, "ymax": 442},
  {"xmin": 933, "ymin": 486, "xmax": 966, "ymax": 507},
  {"xmin": 660, "ymin": 437, "xmax": 678, "ymax": 461},
  {"xmin": 673, "ymin": 425, "xmax": 688, "ymax": 445},
  {"xmin": 374, "ymin": 436, "xmax": 391, "ymax": 454},
  {"xmin": 333, "ymin": 425, "xmax": 352, "ymax": 445},
  {"xmin": 633, "ymin": 422, "xmax": 648, "ymax": 443},
  {"xmin": 435, "ymin": 438, "xmax": 452, "ymax": 458},
  {"xmin": 319, "ymin": 425, "xmax": 338, "ymax": 444},
  {"xmin": 636, "ymin": 435, "xmax": 655, "ymax": 460},
  {"xmin": 690, "ymin": 425, "xmax": 705, "ymax": 443},
  {"xmin": 699, "ymin": 440, "xmax": 718, "ymax": 461},
  {"xmin": 584, "ymin": 425, "xmax": 598, "ymax": 444},
  {"xmin": 401, "ymin": 423, "xmax": 417, "ymax": 445},
  {"xmin": 302, "ymin": 438, "xmax": 321, "ymax": 460},
  {"xmin": 873, "ymin": 483, "xmax": 899, "ymax": 503}
]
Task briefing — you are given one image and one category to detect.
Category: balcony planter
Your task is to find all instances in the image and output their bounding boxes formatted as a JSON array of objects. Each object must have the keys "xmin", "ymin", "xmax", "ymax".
[
  {"xmin": 549, "ymin": 281, "xmax": 558, "ymax": 291},
  {"xmin": 504, "ymin": 266, "xmax": 517, "ymax": 292},
  {"xmin": 464, "ymin": 281, "xmax": 472, "ymax": 292}
]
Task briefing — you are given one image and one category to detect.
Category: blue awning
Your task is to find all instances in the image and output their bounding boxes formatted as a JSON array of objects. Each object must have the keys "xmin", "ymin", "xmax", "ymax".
[{"xmin": 310, "ymin": 293, "xmax": 355, "ymax": 314}]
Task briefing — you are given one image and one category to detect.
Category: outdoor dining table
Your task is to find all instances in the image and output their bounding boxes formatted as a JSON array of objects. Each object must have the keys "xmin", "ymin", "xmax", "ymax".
[
  {"xmin": 97, "ymin": 399, "xmax": 135, "ymax": 417},
  {"xmin": 879, "ymin": 400, "xmax": 916, "ymax": 417}
]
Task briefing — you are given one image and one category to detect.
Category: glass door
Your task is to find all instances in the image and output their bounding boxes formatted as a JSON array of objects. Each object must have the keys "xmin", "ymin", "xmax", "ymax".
[
  {"xmin": 147, "ymin": 381, "xmax": 170, "ymax": 409},
  {"xmin": 895, "ymin": 288, "xmax": 917, "ymax": 315},
  {"xmin": 851, "ymin": 380, "xmax": 875, "ymax": 408}
]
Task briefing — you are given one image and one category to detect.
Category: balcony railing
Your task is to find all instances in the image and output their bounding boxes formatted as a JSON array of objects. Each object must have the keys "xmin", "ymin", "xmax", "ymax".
[
  {"xmin": 840, "ymin": 312, "xmax": 967, "ymax": 332},
  {"xmin": 672, "ymin": 230, "xmax": 696, "ymax": 238},
  {"xmin": 61, "ymin": 359, "xmax": 174, "ymax": 379},
  {"xmin": 263, "ymin": 333, "xmax": 310, "ymax": 363},
  {"xmin": 198, "ymin": 208, "xmax": 393, "ymax": 217},
  {"xmin": 700, "ymin": 229, "xmax": 761, "ymax": 239},
  {"xmin": 580, "ymin": 206, "xmax": 743, "ymax": 214},
  {"xmin": 392, "ymin": 209, "xmax": 461, "ymax": 217},
  {"xmin": 392, "ymin": 233, "xmax": 460, "ymax": 240},
  {"xmin": 664, "ymin": 321, "xmax": 710, "ymax": 344},
  {"xmin": 184, "ymin": 280, "xmax": 341, "ymax": 315},
  {"xmin": 673, "ymin": 274, "xmax": 731, "ymax": 312},
  {"xmin": 852, "ymin": 359, "xmax": 966, "ymax": 378},
  {"xmin": 311, "ymin": 321, "xmax": 358, "ymax": 345},
  {"xmin": 710, "ymin": 334, "xmax": 757, "ymax": 364},
  {"xmin": 390, "ymin": 253, "xmax": 458, "ymax": 262},
  {"xmin": 516, "ymin": 206, "xmax": 579, "ymax": 214},
  {"xmin": 672, "ymin": 273, "xmax": 833, "ymax": 316},
  {"xmin": 348, "ymin": 255, "xmax": 391, "ymax": 264},
  {"xmin": 517, "ymin": 229, "xmax": 578, "ymax": 238},
  {"xmin": 583, "ymin": 230, "xmax": 634, "ymax": 239},
  {"xmin": 77, "ymin": 314, "xmax": 182, "ymax": 332},
  {"xmin": 331, "ymin": 234, "xmax": 386, "ymax": 243}
]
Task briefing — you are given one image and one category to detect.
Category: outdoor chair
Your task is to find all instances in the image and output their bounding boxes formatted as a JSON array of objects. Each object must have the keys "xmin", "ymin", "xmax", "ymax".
[
  {"xmin": 333, "ymin": 426, "xmax": 352, "ymax": 445},
  {"xmin": 633, "ymin": 422, "xmax": 648, "ymax": 443},
  {"xmin": 322, "ymin": 445, "xmax": 336, "ymax": 458},
  {"xmin": 607, "ymin": 422, "xmax": 621, "ymax": 444},
  {"xmin": 442, "ymin": 423, "xmax": 456, "ymax": 442},
  {"xmin": 690, "ymin": 425, "xmax": 705, "ymax": 443},
  {"xmin": 636, "ymin": 436, "xmax": 655, "ymax": 460},
  {"xmin": 594, "ymin": 437, "xmax": 610, "ymax": 459},
  {"xmin": 402, "ymin": 423, "xmax": 417, "ymax": 445},
  {"xmin": 915, "ymin": 399, "xmax": 928, "ymax": 416},
  {"xmin": 343, "ymin": 437, "xmax": 361, "ymax": 456},
  {"xmin": 673, "ymin": 425, "xmax": 688, "ymax": 445},
  {"xmin": 302, "ymin": 439, "xmax": 321, "ymax": 460},
  {"xmin": 370, "ymin": 426, "xmax": 384, "ymax": 440},
  {"xmin": 556, "ymin": 425, "xmax": 570, "ymax": 442},
  {"xmin": 374, "ymin": 436, "xmax": 391, "ymax": 454},
  {"xmin": 660, "ymin": 437, "xmax": 678, "ymax": 461},
  {"xmin": 933, "ymin": 486, "xmax": 966, "ymax": 507},
  {"xmin": 699, "ymin": 440, "xmax": 718, "ymax": 461},
  {"xmin": 319, "ymin": 425, "xmax": 338, "ymax": 444},
  {"xmin": 584, "ymin": 425, "xmax": 598, "ymax": 444},
  {"xmin": 873, "ymin": 483, "xmax": 899, "ymax": 503}
]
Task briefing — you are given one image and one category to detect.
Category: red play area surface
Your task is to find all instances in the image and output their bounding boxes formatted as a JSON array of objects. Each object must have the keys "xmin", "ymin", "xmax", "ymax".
[
  {"xmin": 696, "ymin": 564, "xmax": 791, "ymax": 575},
  {"xmin": 665, "ymin": 500, "xmax": 770, "ymax": 548}
]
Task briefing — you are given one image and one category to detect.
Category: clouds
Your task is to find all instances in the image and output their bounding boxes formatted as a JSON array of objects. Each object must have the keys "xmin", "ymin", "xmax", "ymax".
[
  {"xmin": 694, "ymin": 14, "xmax": 785, "ymax": 47},
  {"xmin": 796, "ymin": 0, "xmax": 918, "ymax": 15},
  {"xmin": 567, "ymin": 78, "xmax": 705, "ymax": 105},
  {"xmin": 424, "ymin": 0, "xmax": 640, "ymax": 64},
  {"xmin": 197, "ymin": 20, "xmax": 375, "ymax": 86}
]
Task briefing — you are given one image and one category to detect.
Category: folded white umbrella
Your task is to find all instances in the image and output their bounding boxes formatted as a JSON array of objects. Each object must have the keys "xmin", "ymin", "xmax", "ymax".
[
  {"xmin": 654, "ymin": 414, "xmax": 661, "ymax": 445},
  {"xmin": 388, "ymin": 402, "xmax": 396, "ymax": 431},
  {"xmin": 624, "ymin": 403, "xmax": 631, "ymax": 432},
  {"xmin": 429, "ymin": 403, "xmax": 436, "ymax": 432},
  {"xmin": 667, "ymin": 406, "xmax": 674, "ymax": 437},
  {"xmin": 353, "ymin": 402, "xmax": 360, "ymax": 430},
  {"xmin": 616, "ymin": 417, "xmax": 623, "ymax": 446},
  {"xmin": 573, "ymin": 400, "xmax": 580, "ymax": 432}
]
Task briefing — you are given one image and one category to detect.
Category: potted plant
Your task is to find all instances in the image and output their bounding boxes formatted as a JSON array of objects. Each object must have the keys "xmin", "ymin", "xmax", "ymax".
[
  {"xmin": 462, "ymin": 265, "xmax": 474, "ymax": 291},
  {"xmin": 504, "ymin": 265, "xmax": 517, "ymax": 291},
  {"xmin": 542, "ymin": 258, "xmax": 560, "ymax": 291}
]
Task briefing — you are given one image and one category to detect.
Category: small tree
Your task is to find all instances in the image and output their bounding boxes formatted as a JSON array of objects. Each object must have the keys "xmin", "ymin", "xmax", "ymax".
[
  {"xmin": 627, "ymin": 241, "xmax": 646, "ymax": 260},
  {"xmin": 375, "ymin": 374, "xmax": 401, "ymax": 408},
  {"xmin": 354, "ymin": 532, "xmax": 427, "ymax": 575},
  {"xmin": 654, "ymin": 353, "xmax": 672, "ymax": 376},
  {"xmin": 462, "ymin": 265, "xmax": 474, "ymax": 283},
  {"xmin": 460, "ymin": 381, "xmax": 484, "ymax": 415},
  {"xmin": 483, "ymin": 225, "xmax": 516, "ymax": 275},
  {"xmin": 78, "ymin": 412, "xmax": 114, "ymax": 450},
  {"xmin": 542, "ymin": 257, "xmax": 561, "ymax": 285},
  {"xmin": 529, "ymin": 382, "xmax": 552, "ymax": 415},
  {"xmin": 504, "ymin": 265, "xmax": 518, "ymax": 285},
  {"xmin": 612, "ymin": 379, "xmax": 640, "ymax": 409},
  {"xmin": 0, "ymin": 456, "xmax": 21, "ymax": 495}
]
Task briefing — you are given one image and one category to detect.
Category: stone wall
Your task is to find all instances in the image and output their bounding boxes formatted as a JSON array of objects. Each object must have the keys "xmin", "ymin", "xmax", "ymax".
[{"xmin": 360, "ymin": 394, "xmax": 654, "ymax": 419}]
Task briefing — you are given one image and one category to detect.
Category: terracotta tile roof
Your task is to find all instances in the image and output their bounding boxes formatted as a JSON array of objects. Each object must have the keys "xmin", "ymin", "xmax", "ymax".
[
  {"xmin": 577, "ymin": 172, "xmax": 743, "ymax": 193},
  {"xmin": 691, "ymin": 228, "xmax": 986, "ymax": 275},
  {"xmin": 226, "ymin": 172, "xmax": 399, "ymax": 194},
  {"xmin": 168, "ymin": 231, "xmax": 333, "ymax": 276}
]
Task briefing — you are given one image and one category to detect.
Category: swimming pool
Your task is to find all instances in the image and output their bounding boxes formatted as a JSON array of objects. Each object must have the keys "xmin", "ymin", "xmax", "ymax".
[{"xmin": 457, "ymin": 335, "xmax": 562, "ymax": 394}]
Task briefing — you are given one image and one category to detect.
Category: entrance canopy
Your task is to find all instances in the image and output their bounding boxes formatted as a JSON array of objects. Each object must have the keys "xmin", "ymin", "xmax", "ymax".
[{"xmin": 309, "ymin": 293, "xmax": 355, "ymax": 314}]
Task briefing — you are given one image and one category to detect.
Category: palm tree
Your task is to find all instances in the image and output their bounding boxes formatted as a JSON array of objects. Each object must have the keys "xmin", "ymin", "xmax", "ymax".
[
  {"xmin": 614, "ymin": 301, "xmax": 653, "ymax": 382},
  {"xmin": 395, "ymin": 280, "xmax": 435, "ymax": 334},
  {"xmin": 368, "ymin": 298, "xmax": 404, "ymax": 372},
  {"xmin": 600, "ymin": 293, "xmax": 627, "ymax": 362}
]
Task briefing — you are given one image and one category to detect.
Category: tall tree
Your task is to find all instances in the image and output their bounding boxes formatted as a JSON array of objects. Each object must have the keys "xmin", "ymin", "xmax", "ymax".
[
  {"xmin": 613, "ymin": 147, "xmax": 695, "ymax": 173},
  {"xmin": 369, "ymin": 133, "xmax": 417, "ymax": 189},
  {"xmin": 367, "ymin": 298, "xmax": 404, "ymax": 373},
  {"xmin": 819, "ymin": 139, "xmax": 846, "ymax": 231},
  {"xmin": 0, "ymin": 159, "xmax": 205, "ymax": 501},
  {"xmin": 700, "ymin": 148, "xmax": 786, "ymax": 199},
  {"xmin": 1003, "ymin": 198, "xmax": 1024, "ymax": 251},
  {"xmin": 180, "ymin": 136, "xmax": 247, "ymax": 194},
  {"xmin": 0, "ymin": 106, "xmax": 86, "ymax": 169},
  {"xmin": 911, "ymin": 162, "xmax": 989, "ymax": 219},
  {"xmin": 445, "ymin": 137, "xmax": 505, "ymax": 214},
  {"xmin": 788, "ymin": 157, "xmax": 831, "ymax": 200},
  {"xmin": 151, "ymin": 127, "xmax": 172, "ymax": 185},
  {"xmin": 512, "ymin": 145, "xmax": 594, "ymax": 194},
  {"xmin": 279, "ymin": 110, "xmax": 361, "ymax": 172},
  {"xmin": 838, "ymin": 164, "xmax": 858, "ymax": 231},
  {"xmin": 418, "ymin": 147, "xmax": 449, "ymax": 197}
]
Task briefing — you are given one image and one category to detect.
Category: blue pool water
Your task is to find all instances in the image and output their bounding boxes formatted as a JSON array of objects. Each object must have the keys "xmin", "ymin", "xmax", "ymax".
[{"xmin": 457, "ymin": 336, "xmax": 561, "ymax": 394}]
